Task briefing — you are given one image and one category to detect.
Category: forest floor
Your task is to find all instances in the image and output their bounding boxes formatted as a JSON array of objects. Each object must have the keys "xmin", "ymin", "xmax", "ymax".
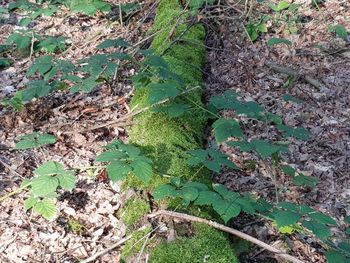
[{"xmin": 0, "ymin": 0, "xmax": 349, "ymax": 262}]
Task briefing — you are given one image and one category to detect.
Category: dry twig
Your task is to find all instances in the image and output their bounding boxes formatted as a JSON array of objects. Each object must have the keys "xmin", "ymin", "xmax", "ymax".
[{"xmin": 149, "ymin": 210, "xmax": 305, "ymax": 263}]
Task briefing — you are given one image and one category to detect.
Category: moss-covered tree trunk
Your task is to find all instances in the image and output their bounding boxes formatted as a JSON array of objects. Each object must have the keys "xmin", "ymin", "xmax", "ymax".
[{"xmin": 122, "ymin": 0, "xmax": 238, "ymax": 262}]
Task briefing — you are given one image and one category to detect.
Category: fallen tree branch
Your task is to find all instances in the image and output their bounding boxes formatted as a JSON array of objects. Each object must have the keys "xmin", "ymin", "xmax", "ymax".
[
  {"xmin": 265, "ymin": 61, "xmax": 325, "ymax": 90},
  {"xmin": 148, "ymin": 210, "xmax": 305, "ymax": 263}
]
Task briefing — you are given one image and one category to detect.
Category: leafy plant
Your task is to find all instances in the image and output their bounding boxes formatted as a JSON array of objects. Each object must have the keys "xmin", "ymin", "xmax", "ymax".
[
  {"xmin": 95, "ymin": 140, "xmax": 153, "ymax": 182},
  {"xmin": 329, "ymin": 24, "xmax": 348, "ymax": 40},
  {"xmin": 24, "ymin": 161, "xmax": 76, "ymax": 220},
  {"xmin": 68, "ymin": 0, "xmax": 111, "ymax": 15},
  {"xmin": 15, "ymin": 132, "xmax": 56, "ymax": 149},
  {"xmin": 267, "ymin": 37, "xmax": 292, "ymax": 47},
  {"xmin": 246, "ymin": 17, "xmax": 268, "ymax": 42}
]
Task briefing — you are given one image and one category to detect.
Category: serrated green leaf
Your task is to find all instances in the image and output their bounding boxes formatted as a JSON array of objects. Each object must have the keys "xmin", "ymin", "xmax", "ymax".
[
  {"xmin": 148, "ymin": 82, "xmax": 180, "ymax": 104},
  {"xmin": 170, "ymin": 177, "xmax": 182, "ymax": 187},
  {"xmin": 309, "ymin": 212, "xmax": 337, "ymax": 225},
  {"xmin": 213, "ymin": 199, "xmax": 230, "ymax": 215},
  {"xmin": 269, "ymin": 0, "xmax": 290, "ymax": 11},
  {"xmin": 213, "ymin": 184, "xmax": 230, "ymax": 198},
  {"xmin": 194, "ymin": 191, "xmax": 221, "ymax": 206},
  {"xmin": 178, "ymin": 187, "xmax": 199, "ymax": 204},
  {"xmin": 97, "ymin": 38, "xmax": 131, "ymax": 49},
  {"xmin": 187, "ymin": 149, "xmax": 236, "ymax": 172},
  {"xmin": 152, "ymin": 103, "xmax": 190, "ymax": 118},
  {"xmin": 267, "ymin": 38, "xmax": 292, "ymax": 47},
  {"xmin": 227, "ymin": 140, "xmax": 255, "ymax": 152},
  {"xmin": 302, "ymin": 219, "xmax": 330, "ymax": 240},
  {"xmin": 15, "ymin": 132, "xmax": 56, "ymax": 149},
  {"xmin": 251, "ymin": 139, "xmax": 288, "ymax": 158},
  {"xmin": 292, "ymin": 174, "xmax": 318, "ymax": 187},
  {"xmin": 329, "ymin": 24, "xmax": 348, "ymax": 40},
  {"xmin": 27, "ymin": 55, "xmax": 54, "ymax": 79},
  {"xmin": 282, "ymin": 94, "xmax": 301, "ymax": 103},
  {"xmin": 34, "ymin": 161, "xmax": 64, "ymax": 176},
  {"xmin": 131, "ymin": 159, "xmax": 153, "ymax": 182},
  {"xmin": 282, "ymin": 165, "xmax": 296, "ymax": 177},
  {"xmin": 57, "ymin": 172, "xmax": 75, "ymax": 191},
  {"xmin": 144, "ymin": 55, "xmax": 168, "ymax": 69},
  {"xmin": 183, "ymin": 182, "xmax": 208, "ymax": 191},
  {"xmin": 33, "ymin": 198, "xmax": 56, "ymax": 220},
  {"xmin": 221, "ymin": 203, "xmax": 241, "ymax": 223},
  {"xmin": 236, "ymin": 196, "xmax": 256, "ymax": 214},
  {"xmin": 276, "ymin": 124, "xmax": 310, "ymax": 140},
  {"xmin": 31, "ymin": 175, "xmax": 59, "ymax": 196},
  {"xmin": 325, "ymin": 250, "xmax": 346, "ymax": 263},
  {"xmin": 21, "ymin": 80, "xmax": 53, "ymax": 101},
  {"xmin": 106, "ymin": 161, "xmax": 132, "ymax": 182},
  {"xmin": 153, "ymin": 184, "xmax": 177, "ymax": 200},
  {"xmin": 212, "ymin": 118, "xmax": 243, "ymax": 142},
  {"xmin": 274, "ymin": 210, "xmax": 301, "ymax": 227},
  {"xmin": 24, "ymin": 196, "xmax": 38, "ymax": 210},
  {"xmin": 209, "ymin": 90, "xmax": 238, "ymax": 109}
]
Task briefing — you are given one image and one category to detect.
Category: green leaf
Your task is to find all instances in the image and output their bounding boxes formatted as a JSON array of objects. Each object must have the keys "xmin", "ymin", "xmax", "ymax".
[
  {"xmin": 329, "ymin": 24, "xmax": 348, "ymax": 40},
  {"xmin": 325, "ymin": 250, "xmax": 346, "ymax": 263},
  {"xmin": 302, "ymin": 219, "xmax": 330, "ymax": 240},
  {"xmin": 236, "ymin": 196, "xmax": 256, "ymax": 214},
  {"xmin": 209, "ymin": 90, "xmax": 238, "ymax": 109},
  {"xmin": 31, "ymin": 175, "xmax": 59, "ymax": 196},
  {"xmin": 106, "ymin": 161, "xmax": 132, "ymax": 181},
  {"xmin": 57, "ymin": 171, "xmax": 75, "ymax": 191},
  {"xmin": 153, "ymin": 184, "xmax": 177, "ymax": 200},
  {"xmin": 15, "ymin": 132, "xmax": 56, "ymax": 149},
  {"xmin": 251, "ymin": 139, "xmax": 288, "ymax": 158},
  {"xmin": 269, "ymin": 1, "xmax": 290, "ymax": 11},
  {"xmin": 346, "ymin": 228, "xmax": 350, "ymax": 235},
  {"xmin": 274, "ymin": 210, "xmax": 301, "ymax": 227},
  {"xmin": 183, "ymin": 182, "xmax": 208, "ymax": 191},
  {"xmin": 282, "ymin": 94, "xmax": 301, "ymax": 103},
  {"xmin": 178, "ymin": 187, "xmax": 199, "ymax": 205},
  {"xmin": 34, "ymin": 161, "xmax": 64, "ymax": 176},
  {"xmin": 187, "ymin": 149, "xmax": 237, "ymax": 172},
  {"xmin": 309, "ymin": 212, "xmax": 337, "ymax": 225},
  {"xmin": 131, "ymin": 158, "xmax": 153, "ymax": 182},
  {"xmin": 276, "ymin": 124, "xmax": 310, "ymax": 140},
  {"xmin": 213, "ymin": 184, "xmax": 230, "ymax": 198},
  {"xmin": 227, "ymin": 140, "xmax": 255, "ymax": 152},
  {"xmin": 27, "ymin": 55, "xmax": 55, "ymax": 80},
  {"xmin": 267, "ymin": 38, "xmax": 292, "ymax": 47},
  {"xmin": 194, "ymin": 191, "xmax": 221, "ymax": 206},
  {"xmin": 212, "ymin": 118, "xmax": 243, "ymax": 142},
  {"xmin": 345, "ymin": 216, "xmax": 350, "ymax": 224},
  {"xmin": 148, "ymin": 82, "xmax": 180, "ymax": 104},
  {"xmin": 282, "ymin": 165, "xmax": 296, "ymax": 177},
  {"xmin": 221, "ymin": 203, "xmax": 241, "ymax": 223},
  {"xmin": 24, "ymin": 196, "xmax": 38, "ymax": 210},
  {"xmin": 212, "ymin": 200, "xmax": 230, "ymax": 215},
  {"xmin": 292, "ymin": 174, "xmax": 318, "ymax": 188},
  {"xmin": 33, "ymin": 198, "xmax": 56, "ymax": 220},
  {"xmin": 152, "ymin": 103, "xmax": 190, "ymax": 118},
  {"xmin": 22, "ymin": 80, "xmax": 53, "ymax": 101}
]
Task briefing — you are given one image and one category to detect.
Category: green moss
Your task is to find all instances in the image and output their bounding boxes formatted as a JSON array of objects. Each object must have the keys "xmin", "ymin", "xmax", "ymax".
[
  {"xmin": 121, "ymin": 226, "xmax": 152, "ymax": 260},
  {"xmin": 150, "ymin": 223, "xmax": 238, "ymax": 263},
  {"xmin": 119, "ymin": 197, "xmax": 150, "ymax": 227},
  {"xmin": 68, "ymin": 218, "xmax": 85, "ymax": 235}
]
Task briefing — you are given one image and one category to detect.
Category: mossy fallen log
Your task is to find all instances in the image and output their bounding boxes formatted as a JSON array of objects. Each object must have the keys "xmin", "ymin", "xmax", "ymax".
[{"xmin": 121, "ymin": 0, "xmax": 238, "ymax": 262}]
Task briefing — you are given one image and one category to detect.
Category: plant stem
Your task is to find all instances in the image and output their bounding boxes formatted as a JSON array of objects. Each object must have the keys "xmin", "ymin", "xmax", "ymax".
[{"xmin": 0, "ymin": 182, "xmax": 31, "ymax": 203}]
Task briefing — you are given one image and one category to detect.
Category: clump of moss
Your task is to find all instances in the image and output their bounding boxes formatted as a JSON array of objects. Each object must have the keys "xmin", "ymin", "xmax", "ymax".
[
  {"xmin": 68, "ymin": 218, "xmax": 85, "ymax": 235},
  {"xmin": 150, "ymin": 223, "xmax": 238, "ymax": 263},
  {"xmin": 119, "ymin": 197, "xmax": 150, "ymax": 227}
]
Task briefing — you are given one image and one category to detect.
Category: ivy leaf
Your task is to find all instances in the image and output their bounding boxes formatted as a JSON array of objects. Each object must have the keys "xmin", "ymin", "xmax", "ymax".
[
  {"xmin": 292, "ymin": 174, "xmax": 318, "ymax": 188},
  {"xmin": 274, "ymin": 210, "xmax": 301, "ymax": 227},
  {"xmin": 212, "ymin": 118, "xmax": 243, "ymax": 142},
  {"xmin": 152, "ymin": 103, "xmax": 190, "ymax": 118},
  {"xmin": 221, "ymin": 203, "xmax": 241, "ymax": 223},
  {"xmin": 31, "ymin": 175, "xmax": 59, "ymax": 196},
  {"xmin": 267, "ymin": 37, "xmax": 292, "ymax": 47},
  {"xmin": 15, "ymin": 132, "xmax": 56, "ymax": 149},
  {"xmin": 106, "ymin": 161, "xmax": 132, "ymax": 181},
  {"xmin": 56, "ymin": 171, "xmax": 76, "ymax": 191},
  {"xmin": 153, "ymin": 184, "xmax": 177, "ymax": 200},
  {"xmin": 148, "ymin": 82, "xmax": 180, "ymax": 104},
  {"xmin": 130, "ymin": 158, "xmax": 153, "ymax": 182},
  {"xmin": 302, "ymin": 219, "xmax": 330, "ymax": 240},
  {"xmin": 33, "ymin": 198, "xmax": 56, "ymax": 220}
]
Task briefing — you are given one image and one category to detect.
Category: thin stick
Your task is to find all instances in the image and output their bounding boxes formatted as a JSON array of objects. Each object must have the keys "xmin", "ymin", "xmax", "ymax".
[
  {"xmin": 265, "ymin": 61, "xmax": 325, "ymax": 90},
  {"xmin": 80, "ymin": 235, "xmax": 131, "ymax": 263},
  {"xmin": 148, "ymin": 210, "xmax": 305, "ymax": 263}
]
